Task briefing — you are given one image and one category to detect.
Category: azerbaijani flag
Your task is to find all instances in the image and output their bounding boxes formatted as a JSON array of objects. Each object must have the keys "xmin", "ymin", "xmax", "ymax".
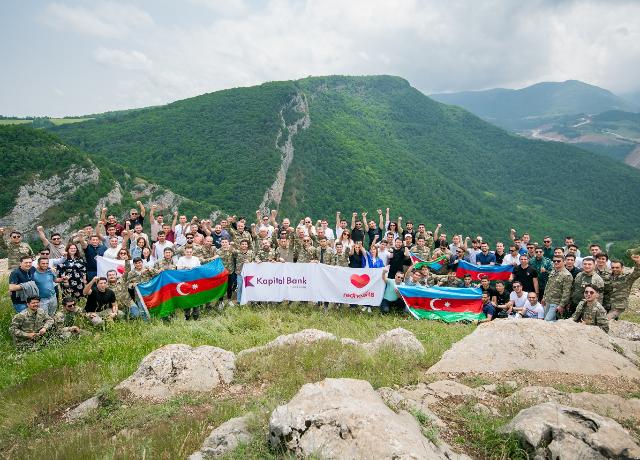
[
  {"xmin": 455, "ymin": 259, "xmax": 513, "ymax": 281},
  {"xmin": 409, "ymin": 253, "xmax": 449, "ymax": 271},
  {"xmin": 136, "ymin": 259, "xmax": 228, "ymax": 318},
  {"xmin": 398, "ymin": 285, "xmax": 484, "ymax": 322}
]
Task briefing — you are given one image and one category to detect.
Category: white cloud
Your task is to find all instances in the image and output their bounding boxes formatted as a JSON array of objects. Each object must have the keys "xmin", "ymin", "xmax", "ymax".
[
  {"xmin": 93, "ymin": 47, "xmax": 153, "ymax": 71},
  {"xmin": 43, "ymin": 2, "xmax": 154, "ymax": 39}
]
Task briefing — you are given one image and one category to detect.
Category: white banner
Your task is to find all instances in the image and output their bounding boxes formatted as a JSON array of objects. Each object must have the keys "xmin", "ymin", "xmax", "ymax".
[
  {"xmin": 97, "ymin": 256, "xmax": 129, "ymax": 277},
  {"xmin": 240, "ymin": 262, "xmax": 385, "ymax": 305}
]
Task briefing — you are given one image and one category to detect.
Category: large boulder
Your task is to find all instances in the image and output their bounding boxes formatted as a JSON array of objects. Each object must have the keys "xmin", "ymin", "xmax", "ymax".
[
  {"xmin": 428, "ymin": 319, "xmax": 640, "ymax": 378},
  {"xmin": 502, "ymin": 402, "xmax": 640, "ymax": 459},
  {"xmin": 238, "ymin": 329, "xmax": 337, "ymax": 357},
  {"xmin": 506, "ymin": 386, "xmax": 640, "ymax": 423},
  {"xmin": 362, "ymin": 328, "xmax": 425, "ymax": 354},
  {"xmin": 115, "ymin": 344, "xmax": 235, "ymax": 401},
  {"xmin": 189, "ymin": 415, "xmax": 253, "ymax": 459},
  {"xmin": 268, "ymin": 378, "xmax": 467, "ymax": 459},
  {"xmin": 609, "ymin": 320, "xmax": 640, "ymax": 341}
]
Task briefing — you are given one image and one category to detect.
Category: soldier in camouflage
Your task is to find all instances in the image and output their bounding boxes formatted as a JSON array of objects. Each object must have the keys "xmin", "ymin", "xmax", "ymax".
[
  {"xmin": 274, "ymin": 236, "xmax": 294, "ymax": 262},
  {"xmin": 54, "ymin": 297, "xmax": 90, "ymax": 339},
  {"xmin": 295, "ymin": 236, "xmax": 318, "ymax": 263},
  {"xmin": 595, "ymin": 252, "xmax": 612, "ymax": 310},
  {"xmin": 434, "ymin": 271, "xmax": 459, "ymax": 287},
  {"xmin": 229, "ymin": 221, "xmax": 252, "ymax": 247},
  {"xmin": 571, "ymin": 284, "xmax": 609, "ymax": 333},
  {"xmin": 570, "ymin": 257, "xmax": 604, "ymax": 315},
  {"xmin": 317, "ymin": 238, "xmax": 335, "ymax": 265},
  {"xmin": 254, "ymin": 239, "xmax": 275, "ymax": 263},
  {"xmin": 541, "ymin": 255, "xmax": 573, "ymax": 320},
  {"xmin": 9, "ymin": 297, "xmax": 54, "ymax": 348},
  {"xmin": 606, "ymin": 254, "xmax": 640, "ymax": 319},
  {"xmin": 195, "ymin": 236, "xmax": 218, "ymax": 263},
  {"xmin": 333, "ymin": 242, "xmax": 350, "ymax": 267},
  {"xmin": 217, "ymin": 239, "xmax": 237, "ymax": 303},
  {"xmin": 410, "ymin": 236, "xmax": 431, "ymax": 261},
  {"xmin": 234, "ymin": 239, "xmax": 254, "ymax": 303},
  {"xmin": 106, "ymin": 270, "xmax": 135, "ymax": 315},
  {"xmin": 154, "ymin": 248, "xmax": 178, "ymax": 272},
  {"xmin": 0, "ymin": 228, "xmax": 35, "ymax": 270}
]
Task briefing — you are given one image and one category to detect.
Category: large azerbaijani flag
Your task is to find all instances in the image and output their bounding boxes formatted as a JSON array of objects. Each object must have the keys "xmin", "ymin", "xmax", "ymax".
[
  {"xmin": 455, "ymin": 259, "xmax": 513, "ymax": 281},
  {"xmin": 136, "ymin": 259, "xmax": 228, "ymax": 318},
  {"xmin": 398, "ymin": 285, "xmax": 484, "ymax": 322},
  {"xmin": 409, "ymin": 253, "xmax": 449, "ymax": 271}
]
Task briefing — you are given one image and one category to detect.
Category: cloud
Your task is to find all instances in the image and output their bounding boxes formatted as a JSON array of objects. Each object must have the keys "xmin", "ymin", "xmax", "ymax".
[
  {"xmin": 43, "ymin": 2, "xmax": 153, "ymax": 38},
  {"xmin": 93, "ymin": 47, "xmax": 153, "ymax": 71}
]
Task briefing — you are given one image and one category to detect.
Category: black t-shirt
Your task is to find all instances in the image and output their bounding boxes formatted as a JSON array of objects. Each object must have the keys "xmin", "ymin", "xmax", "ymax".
[
  {"xmin": 366, "ymin": 227, "xmax": 381, "ymax": 248},
  {"xmin": 480, "ymin": 286, "xmax": 498, "ymax": 298},
  {"xmin": 9, "ymin": 267, "xmax": 36, "ymax": 304},
  {"xmin": 351, "ymin": 227, "xmax": 365, "ymax": 243},
  {"xmin": 127, "ymin": 215, "xmax": 145, "ymax": 229},
  {"xmin": 349, "ymin": 251, "xmax": 366, "ymax": 268},
  {"xmin": 494, "ymin": 251, "xmax": 506, "ymax": 265},
  {"xmin": 85, "ymin": 288, "xmax": 117, "ymax": 313},
  {"xmin": 513, "ymin": 265, "xmax": 538, "ymax": 293},
  {"xmin": 494, "ymin": 289, "xmax": 511, "ymax": 318}
]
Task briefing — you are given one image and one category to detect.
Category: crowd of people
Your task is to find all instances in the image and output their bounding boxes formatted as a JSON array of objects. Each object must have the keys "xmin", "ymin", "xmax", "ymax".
[{"xmin": 3, "ymin": 202, "xmax": 639, "ymax": 349}]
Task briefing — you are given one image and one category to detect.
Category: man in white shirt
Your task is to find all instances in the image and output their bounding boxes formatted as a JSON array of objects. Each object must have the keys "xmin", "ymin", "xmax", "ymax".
[
  {"xmin": 507, "ymin": 281, "xmax": 528, "ymax": 314},
  {"xmin": 177, "ymin": 246, "xmax": 201, "ymax": 269},
  {"xmin": 174, "ymin": 215, "xmax": 190, "ymax": 247},
  {"xmin": 103, "ymin": 236, "xmax": 122, "ymax": 259},
  {"xmin": 320, "ymin": 219, "xmax": 335, "ymax": 242},
  {"xmin": 502, "ymin": 245, "xmax": 521, "ymax": 266},
  {"xmin": 513, "ymin": 292, "xmax": 545, "ymax": 319},
  {"xmin": 152, "ymin": 231, "xmax": 174, "ymax": 260}
]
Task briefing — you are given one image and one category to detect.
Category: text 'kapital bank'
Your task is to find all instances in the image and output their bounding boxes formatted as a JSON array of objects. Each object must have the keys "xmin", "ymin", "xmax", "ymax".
[{"xmin": 255, "ymin": 277, "xmax": 307, "ymax": 286}]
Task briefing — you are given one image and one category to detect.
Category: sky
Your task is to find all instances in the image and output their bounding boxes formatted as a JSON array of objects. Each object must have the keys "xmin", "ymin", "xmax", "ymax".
[{"xmin": 2, "ymin": 0, "xmax": 640, "ymax": 117}]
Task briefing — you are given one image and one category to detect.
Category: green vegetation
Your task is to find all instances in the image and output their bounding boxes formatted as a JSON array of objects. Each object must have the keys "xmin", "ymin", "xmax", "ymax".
[
  {"xmin": 0, "ymin": 117, "xmax": 92, "ymax": 126},
  {"xmin": 0, "ymin": 278, "xmax": 473, "ymax": 459},
  {"xmin": 43, "ymin": 75, "xmax": 640, "ymax": 246}
]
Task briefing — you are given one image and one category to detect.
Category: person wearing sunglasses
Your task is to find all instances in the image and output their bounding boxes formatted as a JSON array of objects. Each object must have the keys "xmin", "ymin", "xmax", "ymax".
[
  {"xmin": 571, "ymin": 284, "xmax": 609, "ymax": 333},
  {"xmin": 541, "ymin": 255, "xmax": 573, "ymax": 320},
  {"xmin": 0, "ymin": 228, "xmax": 35, "ymax": 270},
  {"xmin": 36, "ymin": 225, "xmax": 66, "ymax": 258}
]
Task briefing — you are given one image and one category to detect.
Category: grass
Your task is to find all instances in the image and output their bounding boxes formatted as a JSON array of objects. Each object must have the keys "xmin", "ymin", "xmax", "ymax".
[
  {"xmin": 0, "ymin": 118, "xmax": 92, "ymax": 126},
  {"xmin": 0, "ymin": 278, "xmax": 472, "ymax": 459}
]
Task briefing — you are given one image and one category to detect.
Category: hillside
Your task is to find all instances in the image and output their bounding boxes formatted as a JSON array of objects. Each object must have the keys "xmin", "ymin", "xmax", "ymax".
[
  {"xmin": 0, "ymin": 125, "xmax": 216, "ymax": 236},
  {"xmin": 430, "ymin": 80, "xmax": 637, "ymax": 130},
  {"xmin": 49, "ymin": 75, "xmax": 640, "ymax": 245}
]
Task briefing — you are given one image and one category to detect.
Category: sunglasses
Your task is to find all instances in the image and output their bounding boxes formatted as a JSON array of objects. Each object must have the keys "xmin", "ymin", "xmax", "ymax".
[
  {"xmin": 52, "ymin": 237, "xmax": 61, "ymax": 240},
  {"xmin": 584, "ymin": 291, "xmax": 596, "ymax": 295},
  {"xmin": 11, "ymin": 235, "xmax": 21, "ymax": 239},
  {"xmin": 553, "ymin": 260, "xmax": 562, "ymax": 263},
  {"xmin": 544, "ymin": 240, "xmax": 551, "ymax": 243}
]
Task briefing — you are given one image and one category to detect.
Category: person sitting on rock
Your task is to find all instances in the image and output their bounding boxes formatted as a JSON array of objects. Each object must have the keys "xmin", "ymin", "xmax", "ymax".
[
  {"xmin": 571, "ymin": 284, "xmax": 609, "ymax": 333},
  {"xmin": 475, "ymin": 291, "xmax": 496, "ymax": 324},
  {"xmin": 511, "ymin": 292, "xmax": 544, "ymax": 319}
]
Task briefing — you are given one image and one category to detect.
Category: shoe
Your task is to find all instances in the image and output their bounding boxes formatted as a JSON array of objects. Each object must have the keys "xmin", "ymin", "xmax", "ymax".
[
  {"xmin": 361, "ymin": 306, "xmax": 367, "ymax": 312},
  {"xmin": 228, "ymin": 300, "xmax": 236, "ymax": 307},
  {"xmin": 366, "ymin": 307, "xmax": 372, "ymax": 314}
]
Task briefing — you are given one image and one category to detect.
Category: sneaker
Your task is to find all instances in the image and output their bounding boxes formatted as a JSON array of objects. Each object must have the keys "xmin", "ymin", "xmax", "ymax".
[
  {"xmin": 227, "ymin": 300, "xmax": 236, "ymax": 307},
  {"xmin": 366, "ymin": 307, "xmax": 372, "ymax": 314},
  {"xmin": 360, "ymin": 306, "xmax": 367, "ymax": 312}
]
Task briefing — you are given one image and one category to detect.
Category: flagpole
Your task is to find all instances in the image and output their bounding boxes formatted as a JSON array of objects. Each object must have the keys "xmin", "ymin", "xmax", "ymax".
[{"xmin": 135, "ymin": 285, "xmax": 151, "ymax": 320}]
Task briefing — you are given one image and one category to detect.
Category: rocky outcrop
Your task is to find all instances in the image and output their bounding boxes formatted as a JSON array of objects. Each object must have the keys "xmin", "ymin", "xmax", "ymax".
[
  {"xmin": 428, "ymin": 319, "xmax": 640, "ymax": 378},
  {"xmin": 502, "ymin": 402, "xmax": 640, "ymax": 459},
  {"xmin": 189, "ymin": 415, "xmax": 253, "ymax": 459},
  {"xmin": 238, "ymin": 329, "xmax": 336, "ymax": 357},
  {"xmin": 609, "ymin": 320, "xmax": 640, "ymax": 341},
  {"xmin": 268, "ymin": 378, "xmax": 468, "ymax": 459},
  {"xmin": 362, "ymin": 327, "xmax": 425, "ymax": 354},
  {"xmin": 259, "ymin": 92, "xmax": 310, "ymax": 213},
  {"xmin": 506, "ymin": 386, "xmax": 640, "ymax": 423},
  {"xmin": 0, "ymin": 164, "xmax": 100, "ymax": 232},
  {"xmin": 63, "ymin": 396, "xmax": 101, "ymax": 422},
  {"xmin": 94, "ymin": 181, "xmax": 124, "ymax": 217},
  {"xmin": 115, "ymin": 344, "xmax": 235, "ymax": 401}
]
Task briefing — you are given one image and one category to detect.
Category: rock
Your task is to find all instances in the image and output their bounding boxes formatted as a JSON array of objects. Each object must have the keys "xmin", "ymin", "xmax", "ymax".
[
  {"xmin": 238, "ymin": 329, "xmax": 337, "ymax": 357},
  {"xmin": 609, "ymin": 320, "xmax": 640, "ymax": 341},
  {"xmin": 362, "ymin": 328, "xmax": 425, "ymax": 354},
  {"xmin": 189, "ymin": 415, "xmax": 252, "ymax": 459},
  {"xmin": 269, "ymin": 378, "xmax": 467, "ymax": 459},
  {"xmin": 64, "ymin": 396, "xmax": 100, "ymax": 422},
  {"xmin": 502, "ymin": 402, "xmax": 640, "ymax": 459},
  {"xmin": 506, "ymin": 386, "xmax": 640, "ymax": 423},
  {"xmin": 610, "ymin": 336, "xmax": 640, "ymax": 366},
  {"xmin": 481, "ymin": 381, "xmax": 517, "ymax": 394},
  {"xmin": 340, "ymin": 337, "xmax": 360, "ymax": 346},
  {"xmin": 472, "ymin": 402, "xmax": 499, "ymax": 417},
  {"xmin": 428, "ymin": 319, "xmax": 640, "ymax": 378},
  {"xmin": 377, "ymin": 386, "xmax": 447, "ymax": 429},
  {"xmin": 115, "ymin": 344, "xmax": 235, "ymax": 401}
]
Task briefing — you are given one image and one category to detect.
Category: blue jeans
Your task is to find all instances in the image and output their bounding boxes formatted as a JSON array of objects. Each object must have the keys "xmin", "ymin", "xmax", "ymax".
[
  {"xmin": 544, "ymin": 303, "xmax": 558, "ymax": 321},
  {"xmin": 13, "ymin": 303, "xmax": 27, "ymax": 313},
  {"xmin": 236, "ymin": 275, "xmax": 243, "ymax": 302},
  {"xmin": 129, "ymin": 302, "xmax": 149, "ymax": 321}
]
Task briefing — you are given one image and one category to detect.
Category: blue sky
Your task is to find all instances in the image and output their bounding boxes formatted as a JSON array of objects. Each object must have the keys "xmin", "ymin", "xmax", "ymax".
[{"xmin": 2, "ymin": 0, "xmax": 639, "ymax": 117}]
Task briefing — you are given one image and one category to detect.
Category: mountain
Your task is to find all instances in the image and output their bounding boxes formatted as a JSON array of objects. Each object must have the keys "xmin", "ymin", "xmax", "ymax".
[
  {"xmin": 0, "ymin": 125, "xmax": 214, "ymax": 238},
  {"xmin": 430, "ymin": 80, "xmax": 637, "ymax": 130},
  {"xmin": 44, "ymin": 75, "xmax": 640, "ymax": 247}
]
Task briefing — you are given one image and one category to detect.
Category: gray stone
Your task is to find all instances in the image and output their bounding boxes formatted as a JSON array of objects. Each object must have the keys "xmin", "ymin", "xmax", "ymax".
[
  {"xmin": 428, "ymin": 319, "xmax": 640, "ymax": 378},
  {"xmin": 238, "ymin": 329, "xmax": 337, "ymax": 357},
  {"xmin": 269, "ymin": 378, "xmax": 468, "ymax": 459},
  {"xmin": 609, "ymin": 320, "xmax": 640, "ymax": 341},
  {"xmin": 502, "ymin": 402, "xmax": 640, "ymax": 459},
  {"xmin": 189, "ymin": 415, "xmax": 252, "ymax": 459},
  {"xmin": 363, "ymin": 328, "xmax": 425, "ymax": 354},
  {"xmin": 115, "ymin": 344, "xmax": 235, "ymax": 402},
  {"xmin": 64, "ymin": 396, "xmax": 100, "ymax": 422}
]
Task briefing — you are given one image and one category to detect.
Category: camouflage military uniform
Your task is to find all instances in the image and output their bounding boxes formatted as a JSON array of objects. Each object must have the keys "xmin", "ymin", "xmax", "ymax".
[
  {"xmin": 0, "ymin": 239, "xmax": 35, "ymax": 270},
  {"xmin": 253, "ymin": 237, "xmax": 273, "ymax": 254},
  {"xmin": 255, "ymin": 247, "xmax": 275, "ymax": 263},
  {"xmin": 229, "ymin": 227, "xmax": 252, "ymax": 247},
  {"xmin": 572, "ymin": 300, "xmax": 609, "ymax": 333},
  {"xmin": 607, "ymin": 264, "xmax": 640, "ymax": 315},
  {"xmin": 234, "ymin": 249, "xmax": 254, "ymax": 275},
  {"xmin": 530, "ymin": 256, "xmax": 553, "ymax": 292},
  {"xmin": 174, "ymin": 243, "xmax": 197, "ymax": 257},
  {"xmin": 274, "ymin": 246, "xmax": 294, "ymax": 262},
  {"xmin": 218, "ymin": 248, "xmax": 236, "ymax": 273},
  {"xmin": 296, "ymin": 245, "xmax": 318, "ymax": 263},
  {"xmin": 10, "ymin": 308, "xmax": 54, "ymax": 347},
  {"xmin": 54, "ymin": 306, "xmax": 88, "ymax": 339},
  {"xmin": 125, "ymin": 268, "xmax": 155, "ymax": 288},
  {"xmin": 570, "ymin": 272, "xmax": 604, "ymax": 307},
  {"xmin": 195, "ymin": 244, "xmax": 217, "ymax": 263},
  {"xmin": 542, "ymin": 267, "xmax": 573, "ymax": 306},
  {"xmin": 334, "ymin": 251, "xmax": 350, "ymax": 267},
  {"xmin": 154, "ymin": 258, "xmax": 177, "ymax": 273},
  {"xmin": 109, "ymin": 279, "xmax": 134, "ymax": 310},
  {"xmin": 317, "ymin": 247, "xmax": 336, "ymax": 265},
  {"xmin": 410, "ymin": 245, "xmax": 431, "ymax": 261},
  {"xmin": 433, "ymin": 274, "xmax": 459, "ymax": 287},
  {"xmin": 596, "ymin": 267, "xmax": 612, "ymax": 310}
]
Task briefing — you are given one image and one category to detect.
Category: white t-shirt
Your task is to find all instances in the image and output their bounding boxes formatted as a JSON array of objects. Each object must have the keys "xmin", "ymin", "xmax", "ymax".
[
  {"xmin": 324, "ymin": 227, "xmax": 335, "ymax": 240},
  {"xmin": 502, "ymin": 253, "xmax": 520, "ymax": 266},
  {"xmin": 523, "ymin": 300, "xmax": 544, "ymax": 319},
  {"xmin": 378, "ymin": 248, "xmax": 391, "ymax": 266},
  {"xmin": 174, "ymin": 224, "xmax": 189, "ymax": 246},
  {"xmin": 510, "ymin": 291, "xmax": 529, "ymax": 308},
  {"xmin": 177, "ymin": 256, "xmax": 201, "ymax": 269},
  {"xmin": 104, "ymin": 245, "xmax": 122, "ymax": 260},
  {"xmin": 153, "ymin": 240, "xmax": 174, "ymax": 260}
]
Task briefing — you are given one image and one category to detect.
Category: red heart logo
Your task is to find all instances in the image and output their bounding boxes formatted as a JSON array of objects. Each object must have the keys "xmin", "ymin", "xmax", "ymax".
[
  {"xmin": 116, "ymin": 265, "xmax": 125, "ymax": 274},
  {"xmin": 350, "ymin": 274, "xmax": 370, "ymax": 288}
]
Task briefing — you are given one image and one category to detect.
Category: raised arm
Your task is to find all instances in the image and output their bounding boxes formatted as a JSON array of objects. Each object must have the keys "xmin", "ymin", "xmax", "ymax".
[
  {"xmin": 434, "ymin": 223, "xmax": 441, "ymax": 240},
  {"xmin": 83, "ymin": 276, "xmax": 98, "ymax": 296},
  {"xmin": 171, "ymin": 211, "xmax": 178, "ymax": 230},
  {"xmin": 510, "ymin": 228, "xmax": 517, "ymax": 242},
  {"xmin": 137, "ymin": 200, "xmax": 146, "ymax": 218},
  {"xmin": 377, "ymin": 209, "xmax": 384, "ymax": 230},
  {"xmin": 335, "ymin": 211, "xmax": 341, "ymax": 231},
  {"xmin": 351, "ymin": 212, "xmax": 357, "ymax": 230},
  {"xmin": 149, "ymin": 204, "xmax": 156, "ymax": 223},
  {"xmin": 36, "ymin": 226, "xmax": 50, "ymax": 247},
  {"xmin": 397, "ymin": 216, "xmax": 403, "ymax": 233},
  {"xmin": 95, "ymin": 220, "xmax": 105, "ymax": 239},
  {"xmin": 361, "ymin": 212, "xmax": 368, "ymax": 228},
  {"xmin": 385, "ymin": 208, "xmax": 390, "ymax": 230},
  {"xmin": 270, "ymin": 209, "xmax": 278, "ymax": 227}
]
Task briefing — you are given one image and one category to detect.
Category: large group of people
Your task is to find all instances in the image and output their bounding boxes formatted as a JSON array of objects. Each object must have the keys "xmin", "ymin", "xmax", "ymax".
[{"xmin": 3, "ymin": 202, "xmax": 639, "ymax": 349}]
